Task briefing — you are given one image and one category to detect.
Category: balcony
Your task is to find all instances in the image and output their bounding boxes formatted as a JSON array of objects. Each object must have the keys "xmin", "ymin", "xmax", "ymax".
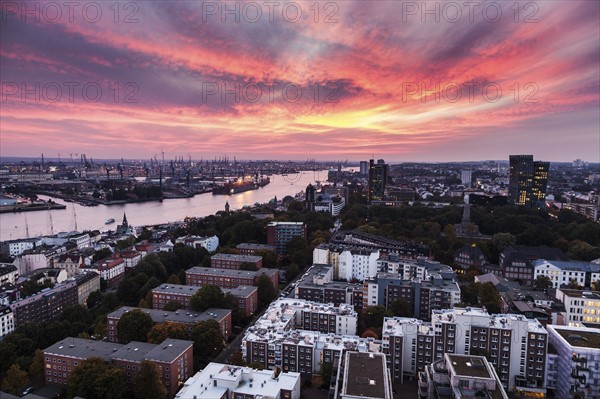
[{"xmin": 572, "ymin": 354, "xmax": 588, "ymax": 363}]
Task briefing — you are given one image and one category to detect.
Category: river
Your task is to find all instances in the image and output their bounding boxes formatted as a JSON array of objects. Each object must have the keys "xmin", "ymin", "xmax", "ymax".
[{"xmin": 0, "ymin": 170, "xmax": 335, "ymax": 241}]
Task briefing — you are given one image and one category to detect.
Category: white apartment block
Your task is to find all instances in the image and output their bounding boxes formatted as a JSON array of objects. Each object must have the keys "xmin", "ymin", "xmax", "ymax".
[
  {"xmin": 0, "ymin": 263, "xmax": 19, "ymax": 286},
  {"xmin": 175, "ymin": 235, "xmax": 219, "ymax": 253},
  {"xmin": 381, "ymin": 308, "xmax": 548, "ymax": 394},
  {"xmin": 338, "ymin": 249, "xmax": 380, "ymax": 282},
  {"xmin": 252, "ymin": 298, "xmax": 358, "ymax": 336},
  {"xmin": 313, "ymin": 244, "xmax": 379, "ymax": 281},
  {"xmin": 0, "ymin": 306, "xmax": 15, "ymax": 340},
  {"xmin": 68, "ymin": 234, "xmax": 91, "ymax": 249},
  {"xmin": 546, "ymin": 325, "xmax": 600, "ymax": 399},
  {"xmin": 0, "ymin": 238, "xmax": 41, "ymax": 257},
  {"xmin": 533, "ymin": 259, "xmax": 600, "ymax": 289},
  {"xmin": 555, "ymin": 288, "xmax": 600, "ymax": 326},
  {"xmin": 175, "ymin": 363, "xmax": 301, "ymax": 399}
]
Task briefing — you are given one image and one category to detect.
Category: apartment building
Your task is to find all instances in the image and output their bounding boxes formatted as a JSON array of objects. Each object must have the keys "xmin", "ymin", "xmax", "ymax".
[
  {"xmin": 175, "ymin": 363, "xmax": 300, "ymax": 399},
  {"xmin": 534, "ymin": 259, "xmax": 600, "ymax": 289},
  {"xmin": 313, "ymin": 244, "xmax": 380, "ymax": 281},
  {"xmin": 546, "ymin": 325, "xmax": 600, "ymax": 399},
  {"xmin": 294, "ymin": 264, "xmax": 364, "ymax": 310},
  {"xmin": 210, "ymin": 253, "xmax": 263, "ymax": 270},
  {"xmin": 243, "ymin": 328, "xmax": 381, "ymax": 375},
  {"xmin": 364, "ymin": 272, "xmax": 460, "ymax": 320},
  {"xmin": 0, "ymin": 263, "xmax": 19, "ymax": 286},
  {"xmin": 151, "ymin": 283, "xmax": 258, "ymax": 315},
  {"xmin": 185, "ymin": 266, "xmax": 278, "ymax": 290},
  {"xmin": 175, "ymin": 235, "xmax": 219, "ymax": 253},
  {"xmin": 9, "ymin": 280, "xmax": 78, "ymax": 327},
  {"xmin": 73, "ymin": 272, "xmax": 101, "ymax": 306},
  {"xmin": 235, "ymin": 243, "xmax": 275, "ymax": 256},
  {"xmin": 419, "ymin": 354, "xmax": 508, "ymax": 399},
  {"xmin": 53, "ymin": 254, "xmax": 84, "ymax": 278},
  {"xmin": 80, "ymin": 257, "xmax": 125, "ymax": 288},
  {"xmin": 43, "ymin": 337, "xmax": 193, "ymax": 397},
  {"xmin": 555, "ymin": 288, "xmax": 600, "ymax": 326},
  {"xmin": 381, "ymin": 308, "xmax": 547, "ymax": 394},
  {"xmin": 499, "ymin": 245, "xmax": 568, "ymax": 286},
  {"xmin": 336, "ymin": 352, "xmax": 393, "ymax": 399},
  {"xmin": 266, "ymin": 222, "xmax": 306, "ymax": 255},
  {"xmin": 0, "ymin": 305, "xmax": 15, "ymax": 340},
  {"xmin": 0, "ymin": 238, "xmax": 40, "ymax": 257},
  {"xmin": 107, "ymin": 306, "xmax": 232, "ymax": 343}
]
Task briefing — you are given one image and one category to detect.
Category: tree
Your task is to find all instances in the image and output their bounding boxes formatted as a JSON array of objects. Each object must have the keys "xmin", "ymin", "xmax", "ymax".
[
  {"xmin": 68, "ymin": 357, "xmax": 126, "ymax": 399},
  {"xmin": 147, "ymin": 322, "xmax": 190, "ymax": 344},
  {"xmin": 534, "ymin": 275, "xmax": 552, "ymax": 291},
  {"xmin": 1, "ymin": 364, "xmax": 29, "ymax": 395},
  {"xmin": 566, "ymin": 279, "xmax": 583, "ymax": 290},
  {"xmin": 29, "ymin": 349, "xmax": 44, "ymax": 386},
  {"xmin": 164, "ymin": 301, "xmax": 184, "ymax": 311},
  {"xmin": 93, "ymin": 367, "xmax": 126, "ymax": 399},
  {"xmin": 389, "ymin": 299, "xmax": 413, "ymax": 317},
  {"xmin": 256, "ymin": 274, "xmax": 278, "ymax": 310},
  {"xmin": 134, "ymin": 361, "xmax": 168, "ymax": 399},
  {"xmin": 492, "ymin": 233, "xmax": 516, "ymax": 252},
  {"xmin": 255, "ymin": 249, "xmax": 278, "ymax": 268},
  {"xmin": 117, "ymin": 309, "xmax": 154, "ymax": 343},
  {"xmin": 320, "ymin": 362, "xmax": 334, "ymax": 388},
  {"xmin": 191, "ymin": 319, "xmax": 224, "ymax": 363},
  {"xmin": 359, "ymin": 306, "xmax": 392, "ymax": 335},
  {"xmin": 190, "ymin": 285, "xmax": 227, "ymax": 312},
  {"xmin": 93, "ymin": 248, "xmax": 112, "ymax": 262},
  {"xmin": 87, "ymin": 290, "xmax": 103, "ymax": 309},
  {"xmin": 167, "ymin": 274, "xmax": 180, "ymax": 284},
  {"xmin": 593, "ymin": 280, "xmax": 600, "ymax": 291}
]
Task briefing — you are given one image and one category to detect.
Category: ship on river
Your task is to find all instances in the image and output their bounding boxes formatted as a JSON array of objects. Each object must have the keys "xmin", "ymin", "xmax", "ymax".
[{"xmin": 212, "ymin": 175, "xmax": 270, "ymax": 195}]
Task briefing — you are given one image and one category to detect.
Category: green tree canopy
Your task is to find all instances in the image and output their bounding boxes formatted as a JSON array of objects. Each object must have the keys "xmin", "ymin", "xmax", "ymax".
[
  {"xmin": 189, "ymin": 285, "xmax": 232, "ymax": 312},
  {"xmin": 256, "ymin": 274, "xmax": 278, "ymax": 310},
  {"xmin": 117, "ymin": 309, "xmax": 154, "ymax": 343},
  {"xmin": 147, "ymin": 322, "xmax": 190, "ymax": 344},
  {"xmin": 133, "ymin": 361, "xmax": 168, "ymax": 399},
  {"xmin": 1, "ymin": 363, "xmax": 29, "ymax": 395},
  {"xmin": 191, "ymin": 319, "xmax": 224, "ymax": 364},
  {"xmin": 67, "ymin": 357, "xmax": 126, "ymax": 399}
]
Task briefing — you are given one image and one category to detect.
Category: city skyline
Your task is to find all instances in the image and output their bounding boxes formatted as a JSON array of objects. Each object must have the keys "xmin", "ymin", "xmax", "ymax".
[{"xmin": 1, "ymin": 1, "xmax": 599, "ymax": 161}]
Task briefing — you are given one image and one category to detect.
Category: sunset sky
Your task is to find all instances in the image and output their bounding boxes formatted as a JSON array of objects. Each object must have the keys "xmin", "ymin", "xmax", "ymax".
[{"xmin": 1, "ymin": 0, "xmax": 598, "ymax": 162}]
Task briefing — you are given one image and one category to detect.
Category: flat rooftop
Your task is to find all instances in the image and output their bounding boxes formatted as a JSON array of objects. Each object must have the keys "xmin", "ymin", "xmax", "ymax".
[
  {"xmin": 342, "ymin": 352, "xmax": 388, "ymax": 399},
  {"xmin": 144, "ymin": 339, "xmax": 193, "ymax": 363},
  {"xmin": 555, "ymin": 327, "xmax": 600, "ymax": 349},
  {"xmin": 447, "ymin": 354, "xmax": 492, "ymax": 379},
  {"xmin": 44, "ymin": 337, "xmax": 123, "ymax": 361},
  {"xmin": 560, "ymin": 289, "xmax": 600, "ymax": 300},
  {"xmin": 236, "ymin": 243, "xmax": 275, "ymax": 251},
  {"xmin": 185, "ymin": 266, "xmax": 277, "ymax": 278},
  {"xmin": 107, "ymin": 306, "xmax": 230, "ymax": 325},
  {"xmin": 211, "ymin": 253, "xmax": 262, "ymax": 262}
]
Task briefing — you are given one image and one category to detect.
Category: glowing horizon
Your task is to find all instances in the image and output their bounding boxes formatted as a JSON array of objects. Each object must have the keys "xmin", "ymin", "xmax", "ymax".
[{"xmin": 1, "ymin": 1, "xmax": 598, "ymax": 162}]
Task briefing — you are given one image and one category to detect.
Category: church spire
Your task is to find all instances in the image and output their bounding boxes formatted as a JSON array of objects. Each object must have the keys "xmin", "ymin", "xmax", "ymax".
[{"xmin": 122, "ymin": 212, "xmax": 128, "ymax": 226}]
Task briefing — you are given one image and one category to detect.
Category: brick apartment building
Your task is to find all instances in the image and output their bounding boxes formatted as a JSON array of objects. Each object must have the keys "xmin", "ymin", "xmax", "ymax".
[
  {"xmin": 107, "ymin": 306, "xmax": 232, "ymax": 342},
  {"xmin": 210, "ymin": 253, "xmax": 263, "ymax": 270},
  {"xmin": 235, "ymin": 243, "xmax": 276, "ymax": 256},
  {"xmin": 152, "ymin": 283, "xmax": 258, "ymax": 316},
  {"xmin": 9, "ymin": 280, "xmax": 78, "ymax": 327},
  {"xmin": 185, "ymin": 267, "xmax": 278, "ymax": 290},
  {"xmin": 43, "ymin": 337, "xmax": 193, "ymax": 397}
]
